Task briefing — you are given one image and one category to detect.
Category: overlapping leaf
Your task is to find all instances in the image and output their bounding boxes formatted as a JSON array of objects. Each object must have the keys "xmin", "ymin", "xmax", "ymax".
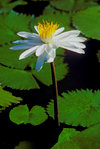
[
  {"xmin": 52, "ymin": 123, "xmax": 100, "ymax": 149},
  {"xmin": 50, "ymin": 0, "xmax": 75, "ymax": 12},
  {"xmin": 0, "ymin": 45, "xmax": 36, "ymax": 69},
  {"xmin": 9, "ymin": 104, "xmax": 29, "ymax": 125},
  {"xmin": 47, "ymin": 89, "xmax": 100, "ymax": 127},
  {"xmin": 9, "ymin": 104, "xmax": 48, "ymax": 125},
  {"xmin": 28, "ymin": 105, "xmax": 48, "ymax": 126},
  {"xmin": 0, "ymin": 65, "xmax": 40, "ymax": 90},
  {"xmin": 43, "ymin": 5, "xmax": 57, "ymax": 15},
  {"xmin": 50, "ymin": 0, "xmax": 98, "ymax": 13},
  {"xmin": 73, "ymin": 6, "xmax": 100, "ymax": 40},
  {"xmin": 0, "ymin": 45, "xmax": 68, "ymax": 89},
  {"xmin": 0, "ymin": 86, "xmax": 22, "ymax": 110},
  {"xmin": 31, "ymin": 11, "xmax": 72, "ymax": 32},
  {"xmin": 0, "ymin": 11, "xmax": 34, "ymax": 45}
]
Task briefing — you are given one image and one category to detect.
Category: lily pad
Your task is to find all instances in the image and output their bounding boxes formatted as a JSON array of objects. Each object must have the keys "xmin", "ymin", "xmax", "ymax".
[
  {"xmin": 9, "ymin": 104, "xmax": 29, "ymax": 125},
  {"xmin": 9, "ymin": 105, "xmax": 48, "ymax": 125},
  {"xmin": 0, "ymin": 11, "xmax": 34, "ymax": 45},
  {"xmin": 50, "ymin": 0, "xmax": 74, "ymax": 12},
  {"xmin": 52, "ymin": 123, "xmax": 100, "ymax": 149},
  {"xmin": 50, "ymin": 0, "xmax": 98, "ymax": 13},
  {"xmin": 0, "ymin": 65, "xmax": 40, "ymax": 90},
  {"xmin": 0, "ymin": 86, "xmax": 22, "ymax": 109},
  {"xmin": 29, "ymin": 106, "xmax": 48, "ymax": 126},
  {"xmin": 47, "ymin": 89, "xmax": 100, "ymax": 127},
  {"xmin": 73, "ymin": 6, "xmax": 100, "ymax": 40},
  {"xmin": 0, "ymin": 47, "xmax": 68, "ymax": 90}
]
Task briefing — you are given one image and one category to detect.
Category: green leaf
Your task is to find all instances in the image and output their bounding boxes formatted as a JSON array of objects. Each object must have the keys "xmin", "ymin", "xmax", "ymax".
[
  {"xmin": 0, "ymin": 11, "xmax": 34, "ymax": 45},
  {"xmin": 72, "ymin": 0, "xmax": 98, "ymax": 12},
  {"xmin": 9, "ymin": 104, "xmax": 29, "ymax": 125},
  {"xmin": 31, "ymin": 11, "xmax": 72, "ymax": 31},
  {"xmin": 0, "ymin": 45, "xmax": 36, "ymax": 70},
  {"xmin": 50, "ymin": 0, "xmax": 98, "ymax": 13},
  {"xmin": 52, "ymin": 128, "xmax": 80, "ymax": 149},
  {"xmin": 0, "ymin": 65, "xmax": 40, "ymax": 90},
  {"xmin": 47, "ymin": 89, "xmax": 100, "ymax": 127},
  {"xmin": 29, "ymin": 106, "xmax": 48, "ymax": 126},
  {"xmin": 0, "ymin": 86, "xmax": 22, "ymax": 109},
  {"xmin": 58, "ymin": 128, "xmax": 80, "ymax": 143},
  {"xmin": 52, "ymin": 123, "xmax": 100, "ymax": 149},
  {"xmin": 72, "ymin": 6, "xmax": 100, "ymax": 40},
  {"xmin": 9, "ymin": 105, "xmax": 48, "ymax": 125},
  {"xmin": 43, "ymin": 5, "xmax": 57, "ymax": 15},
  {"xmin": 0, "ymin": 0, "xmax": 27, "ymax": 13},
  {"xmin": 50, "ymin": 0, "xmax": 75, "ymax": 12}
]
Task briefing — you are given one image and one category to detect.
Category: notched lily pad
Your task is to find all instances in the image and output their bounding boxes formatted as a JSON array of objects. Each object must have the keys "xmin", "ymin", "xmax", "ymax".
[
  {"xmin": 0, "ymin": 86, "xmax": 22, "ymax": 110},
  {"xmin": 0, "ymin": 11, "xmax": 34, "ymax": 45},
  {"xmin": 47, "ymin": 89, "xmax": 100, "ymax": 127},
  {"xmin": 73, "ymin": 6, "xmax": 100, "ymax": 40},
  {"xmin": 0, "ymin": 47, "xmax": 68, "ymax": 90}
]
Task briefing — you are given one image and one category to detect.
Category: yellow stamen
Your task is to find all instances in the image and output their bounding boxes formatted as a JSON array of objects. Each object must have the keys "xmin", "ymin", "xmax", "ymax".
[{"xmin": 38, "ymin": 20, "xmax": 59, "ymax": 41}]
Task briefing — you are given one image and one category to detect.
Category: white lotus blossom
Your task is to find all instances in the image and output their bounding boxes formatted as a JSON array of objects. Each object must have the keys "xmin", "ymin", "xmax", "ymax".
[{"xmin": 10, "ymin": 21, "xmax": 86, "ymax": 71}]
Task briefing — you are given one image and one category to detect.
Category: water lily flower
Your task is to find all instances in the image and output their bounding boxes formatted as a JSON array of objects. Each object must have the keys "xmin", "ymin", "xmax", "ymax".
[{"xmin": 10, "ymin": 21, "xmax": 86, "ymax": 71}]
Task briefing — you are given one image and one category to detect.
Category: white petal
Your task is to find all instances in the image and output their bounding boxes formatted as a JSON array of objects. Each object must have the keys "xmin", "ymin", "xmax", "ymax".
[
  {"xmin": 36, "ymin": 52, "xmax": 47, "ymax": 71},
  {"xmin": 59, "ymin": 43, "xmax": 85, "ymax": 54},
  {"xmin": 54, "ymin": 27, "xmax": 64, "ymax": 36},
  {"xmin": 47, "ymin": 57, "xmax": 54, "ymax": 63},
  {"xmin": 48, "ymin": 48, "xmax": 56, "ymax": 58},
  {"xmin": 47, "ymin": 48, "xmax": 56, "ymax": 63},
  {"xmin": 10, "ymin": 44, "xmax": 33, "ymax": 50},
  {"xmin": 19, "ymin": 46, "xmax": 39, "ymax": 60},
  {"xmin": 17, "ymin": 32, "xmax": 39, "ymax": 39},
  {"xmin": 74, "ymin": 42, "xmax": 86, "ymax": 48},
  {"xmin": 36, "ymin": 44, "xmax": 47, "ymax": 56},
  {"xmin": 34, "ymin": 26, "xmax": 39, "ymax": 34},
  {"xmin": 79, "ymin": 37, "xmax": 87, "ymax": 42},
  {"xmin": 60, "ymin": 37, "xmax": 87, "ymax": 43},
  {"xmin": 54, "ymin": 30, "xmax": 81, "ymax": 41},
  {"xmin": 12, "ymin": 40, "xmax": 32, "ymax": 44},
  {"xmin": 12, "ymin": 38, "xmax": 42, "ymax": 46},
  {"xmin": 67, "ymin": 42, "xmax": 86, "ymax": 49},
  {"xmin": 69, "ymin": 37, "xmax": 87, "ymax": 42}
]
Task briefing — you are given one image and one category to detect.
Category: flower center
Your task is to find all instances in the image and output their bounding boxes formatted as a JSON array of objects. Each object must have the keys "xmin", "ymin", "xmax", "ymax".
[{"xmin": 38, "ymin": 21, "xmax": 59, "ymax": 43}]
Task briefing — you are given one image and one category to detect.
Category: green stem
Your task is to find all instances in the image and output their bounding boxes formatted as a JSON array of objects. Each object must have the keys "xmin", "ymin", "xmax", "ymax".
[{"xmin": 50, "ymin": 61, "xmax": 60, "ymax": 127}]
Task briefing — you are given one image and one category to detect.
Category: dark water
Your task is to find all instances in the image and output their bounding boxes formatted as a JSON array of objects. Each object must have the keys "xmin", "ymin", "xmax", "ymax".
[{"xmin": 0, "ymin": 1, "xmax": 100, "ymax": 149}]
